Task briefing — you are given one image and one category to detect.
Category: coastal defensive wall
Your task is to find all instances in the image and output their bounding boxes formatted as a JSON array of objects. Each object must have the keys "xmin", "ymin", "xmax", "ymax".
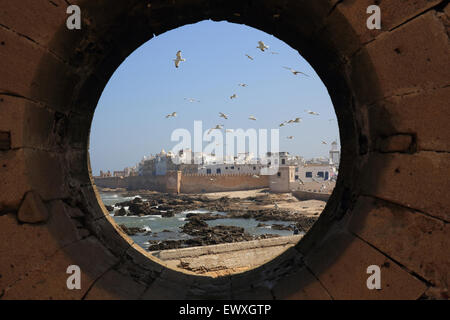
[
  {"xmin": 93, "ymin": 172, "xmax": 270, "ymax": 194},
  {"xmin": 0, "ymin": 0, "xmax": 448, "ymax": 300}
]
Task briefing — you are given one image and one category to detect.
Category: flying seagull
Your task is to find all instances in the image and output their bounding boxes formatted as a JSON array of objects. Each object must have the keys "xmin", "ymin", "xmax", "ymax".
[
  {"xmin": 283, "ymin": 66, "xmax": 309, "ymax": 77},
  {"xmin": 279, "ymin": 122, "xmax": 286, "ymax": 127},
  {"xmin": 305, "ymin": 110, "xmax": 320, "ymax": 116},
  {"xmin": 238, "ymin": 83, "xmax": 248, "ymax": 87},
  {"xmin": 184, "ymin": 98, "xmax": 200, "ymax": 103},
  {"xmin": 293, "ymin": 117, "xmax": 302, "ymax": 123},
  {"xmin": 230, "ymin": 94, "xmax": 237, "ymax": 99},
  {"xmin": 166, "ymin": 112, "xmax": 177, "ymax": 118},
  {"xmin": 173, "ymin": 50, "xmax": 186, "ymax": 68},
  {"xmin": 207, "ymin": 124, "xmax": 224, "ymax": 135},
  {"xmin": 287, "ymin": 136, "xmax": 294, "ymax": 139},
  {"xmin": 257, "ymin": 41, "xmax": 269, "ymax": 52},
  {"xmin": 321, "ymin": 140, "xmax": 328, "ymax": 145},
  {"xmin": 249, "ymin": 115, "xmax": 257, "ymax": 121},
  {"xmin": 245, "ymin": 54, "xmax": 254, "ymax": 60},
  {"xmin": 219, "ymin": 112, "xmax": 228, "ymax": 120}
]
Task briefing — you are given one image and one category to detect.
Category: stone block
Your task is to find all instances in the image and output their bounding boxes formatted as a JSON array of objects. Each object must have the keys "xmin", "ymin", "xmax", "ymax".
[
  {"xmin": 0, "ymin": 94, "xmax": 55, "ymax": 150},
  {"xmin": 349, "ymin": 196, "xmax": 449, "ymax": 290},
  {"xmin": 272, "ymin": 267, "xmax": 331, "ymax": 300},
  {"xmin": 351, "ymin": 11, "xmax": 449, "ymax": 105},
  {"xmin": 17, "ymin": 190, "xmax": 49, "ymax": 223},
  {"xmin": 1, "ymin": 236, "xmax": 118, "ymax": 299},
  {"xmin": 305, "ymin": 232, "xmax": 427, "ymax": 299},
  {"xmin": 84, "ymin": 269, "xmax": 147, "ymax": 300},
  {"xmin": 360, "ymin": 152, "xmax": 450, "ymax": 221},
  {"xmin": 0, "ymin": 26, "xmax": 79, "ymax": 111},
  {"xmin": 367, "ymin": 86, "xmax": 450, "ymax": 152}
]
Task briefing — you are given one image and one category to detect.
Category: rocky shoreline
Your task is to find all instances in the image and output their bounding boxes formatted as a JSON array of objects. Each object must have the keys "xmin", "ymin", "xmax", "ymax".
[{"xmin": 107, "ymin": 190, "xmax": 320, "ymax": 250}]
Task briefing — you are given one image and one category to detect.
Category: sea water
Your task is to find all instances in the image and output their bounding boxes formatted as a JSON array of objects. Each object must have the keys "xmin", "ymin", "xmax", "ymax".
[{"xmin": 100, "ymin": 191, "xmax": 299, "ymax": 250}]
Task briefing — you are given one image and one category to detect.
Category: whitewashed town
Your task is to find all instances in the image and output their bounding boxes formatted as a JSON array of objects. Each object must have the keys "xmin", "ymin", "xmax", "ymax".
[{"xmin": 98, "ymin": 141, "xmax": 340, "ymax": 194}]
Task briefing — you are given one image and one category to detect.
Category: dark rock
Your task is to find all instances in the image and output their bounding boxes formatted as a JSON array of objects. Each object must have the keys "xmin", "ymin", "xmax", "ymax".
[
  {"xmin": 115, "ymin": 207, "xmax": 127, "ymax": 216},
  {"xmin": 118, "ymin": 224, "xmax": 147, "ymax": 236}
]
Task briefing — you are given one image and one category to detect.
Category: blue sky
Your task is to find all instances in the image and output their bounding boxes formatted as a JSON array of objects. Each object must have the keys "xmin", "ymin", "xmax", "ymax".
[{"xmin": 89, "ymin": 20, "xmax": 339, "ymax": 175}]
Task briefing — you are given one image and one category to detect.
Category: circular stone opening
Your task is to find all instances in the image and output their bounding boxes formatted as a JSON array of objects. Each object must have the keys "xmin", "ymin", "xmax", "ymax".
[
  {"xmin": 9, "ymin": 0, "xmax": 445, "ymax": 300},
  {"xmin": 88, "ymin": 20, "xmax": 341, "ymax": 277},
  {"xmin": 65, "ymin": 2, "xmax": 366, "ymax": 299}
]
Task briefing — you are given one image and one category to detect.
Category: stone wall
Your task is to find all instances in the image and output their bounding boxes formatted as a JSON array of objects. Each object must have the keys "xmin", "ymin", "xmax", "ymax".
[
  {"xmin": 94, "ymin": 172, "xmax": 269, "ymax": 194},
  {"xmin": 151, "ymin": 235, "xmax": 303, "ymax": 277},
  {"xmin": 180, "ymin": 174, "xmax": 269, "ymax": 193},
  {"xmin": 94, "ymin": 175, "xmax": 168, "ymax": 192},
  {"xmin": 292, "ymin": 191, "xmax": 331, "ymax": 202}
]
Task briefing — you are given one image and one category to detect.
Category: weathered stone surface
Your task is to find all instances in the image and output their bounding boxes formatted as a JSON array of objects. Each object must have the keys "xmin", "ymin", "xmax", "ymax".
[
  {"xmin": 272, "ymin": 267, "xmax": 331, "ymax": 300},
  {"xmin": 141, "ymin": 268, "xmax": 195, "ymax": 300},
  {"xmin": 360, "ymin": 152, "xmax": 450, "ymax": 221},
  {"xmin": 0, "ymin": 213, "xmax": 70, "ymax": 292},
  {"xmin": 2, "ymin": 236, "xmax": 118, "ymax": 300},
  {"xmin": 17, "ymin": 191, "xmax": 49, "ymax": 223},
  {"xmin": 0, "ymin": 131, "xmax": 11, "ymax": 150},
  {"xmin": 0, "ymin": 0, "xmax": 83, "ymax": 60},
  {"xmin": 349, "ymin": 196, "xmax": 449, "ymax": 291},
  {"xmin": 367, "ymin": 86, "xmax": 450, "ymax": 152},
  {"xmin": 305, "ymin": 232, "xmax": 427, "ymax": 299},
  {"xmin": 320, "ymin": 0, "xmax": 442, "ymax": 59},
  {"xmin": 351, "ymin": 11, "xmax": 450, "ymax": 105},
  {"xmin": 89, "ymin": 215, "xmax": 134, "ymax": 257},
  {"xmin": 0, "ymin": 94, "xmax": 55, "ymax": 150},
  {"xmin": 47, "ymin": 200, "xmax": 90, "ymax": 245},
  {"xmin": 0, "ymin": 26, "xmax": 79, "ymax": 111},
  {"xmin": 377, "ymin": 134, "xmax": 414, "ymax": 153},
  {"xmin": 84, "ymin": 269, "xmax": 147, "ymax": 300}
]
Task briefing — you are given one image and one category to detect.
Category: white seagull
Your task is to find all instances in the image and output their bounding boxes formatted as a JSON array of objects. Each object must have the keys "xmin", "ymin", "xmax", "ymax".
[
  {"xmin": 249, "ymin": 115, "xmax": 257, "ymax": 121},
  {"xmin": 230, "ymin": 94, "xmax": 237, "ymax": 99},
  {"xmin": 321, "ymin": 140, "xmax": 328, "ymax": 145},
  {"xmin": 293, "ymin": 117, "xmax": 302, "ymax": 123},
  {"xmin": 238, "ymin": 83, "xmax": 248, "ymax": 87},
  {"xmin": 219, "ymin": 112, "xmax": 228, "ymax": 120},
  {"xmin": 305, "ymin": 110, "xmax": 320, "ymax": 116},
  {"xmin": 207, "ymin": 124, "xmax": 224, "ymax": 135},
  {"xmin": 184, "ymin": 98, "xmax": 200, "ymax": 103},
  {"xmin": 245, "ymin": 54, "xmax": 254, "ymax": 60},
  {"xmin": 257, "ymin": 41, "xmax": 269, "ymax": 52},
  {"xmin": 173, "ymin": 50, "xmax": 186, "ymax": 68},
  {"xmin": 283, "ymin": 66, "xmax": 309, "ymax": 77},
  {"xmin": 166, "ymin": 112, "xmax": 177, "ymax": 118}
]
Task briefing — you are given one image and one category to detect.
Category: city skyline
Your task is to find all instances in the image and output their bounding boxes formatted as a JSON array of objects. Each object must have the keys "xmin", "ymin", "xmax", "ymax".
[{"xmin": 89, "ymin": 20, "xmax": 340, "ymax": 175}]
